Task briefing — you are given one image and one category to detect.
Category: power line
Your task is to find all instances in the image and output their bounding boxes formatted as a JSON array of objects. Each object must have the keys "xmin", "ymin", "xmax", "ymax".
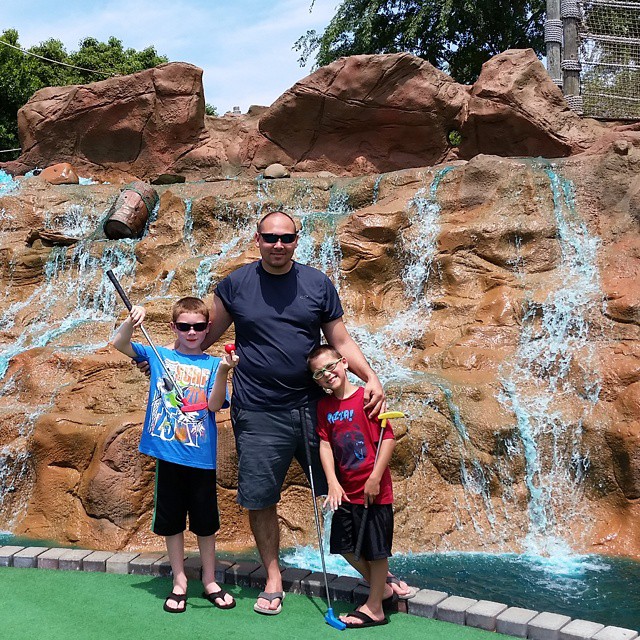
[{"xmin": 0, "ymin": 39, "xmax": 115, "ymax": 76}]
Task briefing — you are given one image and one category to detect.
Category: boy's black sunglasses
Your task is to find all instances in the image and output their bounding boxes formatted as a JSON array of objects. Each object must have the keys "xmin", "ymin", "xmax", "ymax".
[
  {"xmin": 175, "ymin": 322, "xmax": 209, "ymax": 332},
  {"xmin": 259, "ymin": 232, "xmax": 298, "ymax": 244}
]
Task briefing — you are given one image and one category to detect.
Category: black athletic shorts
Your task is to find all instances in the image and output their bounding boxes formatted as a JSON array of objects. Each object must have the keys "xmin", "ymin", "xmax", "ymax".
[
  {"xmin": 152, "ymin": 459, "xmax": 220, "ymax": 537},
  {"xmin": 330, "ymin": 503, "xmax": 393, "ymax": 561}
]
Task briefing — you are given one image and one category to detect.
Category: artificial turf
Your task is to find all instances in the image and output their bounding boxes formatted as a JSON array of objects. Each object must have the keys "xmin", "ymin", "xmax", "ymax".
[{"xmin": 0, "ymin": 566, "xmax": 507, "ymax": 640}]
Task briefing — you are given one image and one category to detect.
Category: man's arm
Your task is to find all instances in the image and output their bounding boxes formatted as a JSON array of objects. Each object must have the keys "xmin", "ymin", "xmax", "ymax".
[
  {"xmin": 201, "ymin": 294, "xmax": 233, "ymax": 351},
  {"xmin": 321, "ymin": 317, "xmax": 385, "ymax": 418}
]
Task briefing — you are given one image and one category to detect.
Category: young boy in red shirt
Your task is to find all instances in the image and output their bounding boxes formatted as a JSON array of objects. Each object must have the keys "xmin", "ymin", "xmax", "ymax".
[{"xmin": 308, "ymin": 344, "xmax": 396, "ymax": 628}]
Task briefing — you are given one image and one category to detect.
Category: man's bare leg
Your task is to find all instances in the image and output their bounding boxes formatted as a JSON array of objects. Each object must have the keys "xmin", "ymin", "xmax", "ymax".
[{"xmin": 250, "ymin": 505, "xmax": 283, "ymax": 611}]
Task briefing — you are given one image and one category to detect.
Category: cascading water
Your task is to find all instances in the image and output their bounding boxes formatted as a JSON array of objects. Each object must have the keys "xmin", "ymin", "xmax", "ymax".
[{"xmin": 497, "ymin": 165, "xmax": 601, "ymax": 555}]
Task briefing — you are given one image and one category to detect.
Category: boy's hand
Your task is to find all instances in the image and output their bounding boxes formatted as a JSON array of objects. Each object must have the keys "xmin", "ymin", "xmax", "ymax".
[
  {"xmin": 129, "ymin": 305, "xmax": 145, "ymax": 327},
  {"xmin": 363, "ymin": 475, "xmax": 381, "ymax": 506},
  {"xmin": 323, "ymin": 482, "xmax": 349, "ymax": 511},
  {"xmin": 222, "ymin": 349, "xmax": 239, "ymax": 369}
]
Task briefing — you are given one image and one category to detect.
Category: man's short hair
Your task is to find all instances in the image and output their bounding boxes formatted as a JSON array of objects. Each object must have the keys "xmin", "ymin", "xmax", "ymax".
[
  {"xmin": 257, "ymin": 210, "xmax": 298, "ymax": 233},
  {"xmin": 307, "ymin": 344, "xmax": 342, "ymax": 369},
  {"xmin": 172, "ymin": 297, "xmax": 209, "ymax": 322}
]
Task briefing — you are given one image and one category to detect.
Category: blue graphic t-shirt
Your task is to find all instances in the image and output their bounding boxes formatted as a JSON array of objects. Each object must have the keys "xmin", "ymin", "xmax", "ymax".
[{"xmin": 131, "ymin": 343, "xmax": 228, "ymax": 469}]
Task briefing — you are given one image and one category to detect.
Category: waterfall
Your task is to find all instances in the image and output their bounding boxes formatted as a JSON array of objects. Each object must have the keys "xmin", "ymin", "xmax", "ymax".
[
  {"xmin": 347, "ymin": 167, "xmax": 454, "ymax": 386},
  {"xmin": 498, "ymin": 165, "xmax": 601, "ymax": 554}
]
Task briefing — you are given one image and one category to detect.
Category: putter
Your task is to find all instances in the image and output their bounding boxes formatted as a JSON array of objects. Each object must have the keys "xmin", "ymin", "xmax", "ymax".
[
  {"xmin": 301, "ymin": 409, "xmax": 346, "ymax": 631},
  {"xmin": 106, "ymin": 269, "xmax": 208, "ymax": 413},
  {"xmin": 353, "ymin": 411, "xmax": 405, "ymax": 562}
]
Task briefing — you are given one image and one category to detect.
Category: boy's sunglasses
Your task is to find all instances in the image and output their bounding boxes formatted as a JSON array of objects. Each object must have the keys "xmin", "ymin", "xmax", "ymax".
[
  {"xmin": 175, "ymin": 322, "xmax": 209, "ymax": 332},
  {"xmin": 259, "ymin": 232, "xmax": 298, "ymax": 244},
  {"xmin": 312, "ymin": 359, "xmax": 342, "ymax": 380}
]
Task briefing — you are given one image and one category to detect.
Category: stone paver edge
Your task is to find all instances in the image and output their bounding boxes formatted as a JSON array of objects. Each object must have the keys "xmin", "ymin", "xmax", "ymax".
[{"xmin": 0, "ymin": 545, "xmax": 637, "ymax": 640}]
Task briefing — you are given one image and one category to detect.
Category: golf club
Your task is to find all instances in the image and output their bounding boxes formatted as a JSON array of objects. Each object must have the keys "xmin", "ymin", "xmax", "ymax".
[
  {"xmin": 301, "ymin": 409, "xmax": 346, "ymax": 631},
  {"xmin": 353, "ymin": 411, "xmax": 405, "ymax": 562}
]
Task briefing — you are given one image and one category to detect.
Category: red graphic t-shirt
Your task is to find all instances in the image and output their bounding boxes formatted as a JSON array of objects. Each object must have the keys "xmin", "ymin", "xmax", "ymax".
[{"xmin": 316, "ymin": 386, "xmax": 394, "ymax": 505}]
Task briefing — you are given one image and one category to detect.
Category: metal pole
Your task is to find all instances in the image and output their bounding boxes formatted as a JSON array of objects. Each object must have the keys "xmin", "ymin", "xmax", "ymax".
[{"xmin": 546, "ymin": 0, "xmax": 563, "ymax": 89}]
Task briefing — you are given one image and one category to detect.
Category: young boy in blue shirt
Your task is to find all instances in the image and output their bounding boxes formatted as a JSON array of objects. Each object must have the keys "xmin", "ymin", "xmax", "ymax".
[{"xmin": 111, "ymin": 296, "xmax": 237, "ymax": 613}]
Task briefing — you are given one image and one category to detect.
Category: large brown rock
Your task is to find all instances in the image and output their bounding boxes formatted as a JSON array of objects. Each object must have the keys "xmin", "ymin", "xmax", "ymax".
[
  {"xmin": 258, "ymin": 53, "xmax": 469, "ymax": 174},
  {"xmin": 1, "ymin": 51, "xmax": 627, "ymax": 182},
  {"xmin": 12, "ymin": 62, "xmax": 205, "ymax": 181}
]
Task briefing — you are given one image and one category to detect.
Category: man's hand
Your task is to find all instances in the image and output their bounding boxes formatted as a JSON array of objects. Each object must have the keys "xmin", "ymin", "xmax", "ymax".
[
  {"xmin": 363, "ymin": 376, "xmax": 385, "ymax": 419},
  {"xmin": 132, "ymin": 358, "xmax": 150, "ymax": 377}
]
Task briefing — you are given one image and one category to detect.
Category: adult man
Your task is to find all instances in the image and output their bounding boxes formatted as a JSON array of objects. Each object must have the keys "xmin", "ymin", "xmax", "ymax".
[{"xmin": 204, "ymin": 210, "xmax": 385, "ymax": 614}]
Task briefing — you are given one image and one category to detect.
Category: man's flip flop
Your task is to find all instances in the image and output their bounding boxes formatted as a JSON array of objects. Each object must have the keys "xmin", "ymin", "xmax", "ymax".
[
  {"xmin": 387, "ymin": 575, "xmax": 418, "ymax": 599},
  {"xmin": 253, "ymin": 591, "xmax": 285, "ymax": 615},
  {"xmin": 203, "ymin": 588, "xmax": 236, "ymax": 610},
  {"xmin": 343, "ymin": 610, "xmax": 388, "ymax": 628},
  {"xmin": 163, "ymin": 591, "xmax": 187, "ymax": 613}
]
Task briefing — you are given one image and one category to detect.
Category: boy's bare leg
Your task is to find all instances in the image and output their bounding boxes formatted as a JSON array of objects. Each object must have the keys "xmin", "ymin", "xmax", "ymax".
[
  {"xmin": 250, "ymin": 506, "xmax": 283, "ymax": 611},
  {"xmin": 340, "ymin": 557, "xmax": 389, "ymax": 625},
  {"xmin": 198, "ymin": 534, "xmax": 234, "ymax": 606},
  {"xmin": 342, "ymin": 553, "xmax": 394, "ymax": 599},
  {"xmin": 165, "ymin": 533, "xmax": 187, "ymax": 611}
]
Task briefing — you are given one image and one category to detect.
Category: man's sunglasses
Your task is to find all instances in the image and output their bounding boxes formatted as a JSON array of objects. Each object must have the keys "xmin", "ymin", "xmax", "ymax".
[
  {"xmin": 312, "ymin": 358, "xmax": 342, "ymax": 380},
  {"xmin": 175, "ymin": 322, "xmax": 209, "ymax": 332},
  {"xmin": 259, "ymin": 232, "xmax": 298, "ymax": 244}
]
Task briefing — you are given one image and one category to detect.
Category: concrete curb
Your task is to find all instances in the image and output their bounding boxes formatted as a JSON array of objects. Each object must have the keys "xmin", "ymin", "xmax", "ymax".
[{"xmin": 0, "ymin": 545, "xmax": 637, "ymax": 639}]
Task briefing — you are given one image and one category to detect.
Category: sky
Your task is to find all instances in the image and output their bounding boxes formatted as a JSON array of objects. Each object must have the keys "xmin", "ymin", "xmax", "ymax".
[{"xmin": 2, "ymin": 0, "xmax": 337, "ymax": 113}]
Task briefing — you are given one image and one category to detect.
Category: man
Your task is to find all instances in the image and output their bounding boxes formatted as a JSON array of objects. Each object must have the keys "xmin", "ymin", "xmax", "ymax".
[{"xmin": 204, "ymin": 210, "xmax": 385, "ymax": 614}]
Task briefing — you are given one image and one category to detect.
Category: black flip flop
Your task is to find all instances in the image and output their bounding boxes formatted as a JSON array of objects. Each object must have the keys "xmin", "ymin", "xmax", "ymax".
[
  {"xmin": 203, "ymin": 588, "xmax": 236, "ymax": 610},
  {"xmin": 163, "ymin": 591, "xmax": 187, "ymax": 613},
  {"xmin": 343, "ymin": 610, "xmax": 389, "ymax": 629}
]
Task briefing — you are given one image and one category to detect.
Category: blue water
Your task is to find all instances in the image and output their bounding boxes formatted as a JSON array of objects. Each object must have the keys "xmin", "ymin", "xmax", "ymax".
[{"xmin": 281, "ymin": 547, "xmax": 640, "ymax": 631}]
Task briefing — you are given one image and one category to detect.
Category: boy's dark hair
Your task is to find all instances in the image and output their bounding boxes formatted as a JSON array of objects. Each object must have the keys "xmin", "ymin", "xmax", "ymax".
[
  {"xmin": 172, "ymin": 297, "xmax": 209, "ymax": 322},
  {"xmin": 307, "ymin": 344, "xmax": 342, "ymax": 370},
  {"xmin": 257, "ymin": 210, "xmax": 298, "ymax": 233}
]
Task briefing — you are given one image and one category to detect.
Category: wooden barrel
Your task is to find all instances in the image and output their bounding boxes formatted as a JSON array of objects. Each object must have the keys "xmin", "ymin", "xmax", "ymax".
[{"xmin": 103, "ymin": 182, "xmax": 159, "ymax": 239}]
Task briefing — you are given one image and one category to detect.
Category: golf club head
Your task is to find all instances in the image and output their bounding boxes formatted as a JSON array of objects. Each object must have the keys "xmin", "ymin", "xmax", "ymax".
[{"xmin": 325, "ymin": 608, "xmax": 346, "ymax": 630}]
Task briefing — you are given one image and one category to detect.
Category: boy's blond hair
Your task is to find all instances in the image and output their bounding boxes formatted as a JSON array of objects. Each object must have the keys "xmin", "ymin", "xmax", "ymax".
[{"xmin": 171, "ymin": 297, "xmax": 209, "ymax": 322}]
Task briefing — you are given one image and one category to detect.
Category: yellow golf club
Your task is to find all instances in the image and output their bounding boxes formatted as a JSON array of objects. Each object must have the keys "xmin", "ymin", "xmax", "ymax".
[{"xmin": 353, "ymin": 410, "xmax": 405, "ymax": 561}]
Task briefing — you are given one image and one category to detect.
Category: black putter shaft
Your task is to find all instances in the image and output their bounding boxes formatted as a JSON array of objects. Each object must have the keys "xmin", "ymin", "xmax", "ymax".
[
  {"xmin": 353, "ymin": 427, "xmax": 385, "ymax": 562},
  {"xmin": 106, "ymin": 269, "xmax": 185, "ymax": 403}
]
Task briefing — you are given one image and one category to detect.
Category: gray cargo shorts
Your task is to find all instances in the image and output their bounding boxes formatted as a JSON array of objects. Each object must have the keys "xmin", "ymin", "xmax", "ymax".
[{"xmin": 230, "ymin": 402, "xmax": 328, "ymax": 510}]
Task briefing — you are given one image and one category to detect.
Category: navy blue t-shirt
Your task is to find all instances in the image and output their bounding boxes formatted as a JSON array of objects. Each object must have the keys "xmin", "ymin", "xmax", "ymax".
[{"xmin": 215, "ymin": 261, "xmax": 344, "ymax": 410}]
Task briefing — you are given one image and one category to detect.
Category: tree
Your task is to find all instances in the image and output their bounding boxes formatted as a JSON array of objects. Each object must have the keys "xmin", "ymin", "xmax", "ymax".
[
  {"xmin": 0, "ymin": 30, "xmax": 168, "ymax": 155},
  {"xmin": 295, "ymin": 0, "xmax": 545, "ymax": 84}
]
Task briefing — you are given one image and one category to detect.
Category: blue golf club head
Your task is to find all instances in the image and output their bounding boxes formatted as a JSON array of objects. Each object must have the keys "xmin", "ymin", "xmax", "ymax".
[{"xmin": 325, "ymin": 608, "xmax": 346, "ymax": 630}]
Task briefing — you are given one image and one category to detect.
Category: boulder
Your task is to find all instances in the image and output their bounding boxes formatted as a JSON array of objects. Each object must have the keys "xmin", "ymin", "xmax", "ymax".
[
  {"xmin": 259, "ymin": 53, "xmax": 469, "ymax": 175},
  {"xmin": 12, "ymin": 62, "xmax": 205, "ymax": 181},
  {"xmin": 40, "ymin": 162, "xmax": 79, "ymax": 185}
]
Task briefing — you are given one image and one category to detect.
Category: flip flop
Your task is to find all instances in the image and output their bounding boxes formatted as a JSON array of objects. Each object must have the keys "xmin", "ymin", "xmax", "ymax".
[
  {"xmin": 387, "ymin": 575, "xmax": 418, "ymax": 599},
  {"xmin": 163, "ymin": 591, "xmax": 187, "ymax": 613},
  {"xmin": 203, "ymin": 588, "xmax": 236, "ymax": 610},
  {"xmin": 342, "ymin": 610, "xmax": 388, "ymax": 628},
  {"xmin": 253, "ymin": 591, "xmax": 285, "ymax": 615}
]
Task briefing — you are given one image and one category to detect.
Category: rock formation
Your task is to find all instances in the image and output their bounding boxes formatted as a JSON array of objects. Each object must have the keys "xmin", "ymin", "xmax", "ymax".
[
  {"xmin": 3, "ymin": 50, "xmax": 636, "ymax": 182},
  {"xmin": 0, "ymin": 49, "xmax": 639, "ymax": 560}
]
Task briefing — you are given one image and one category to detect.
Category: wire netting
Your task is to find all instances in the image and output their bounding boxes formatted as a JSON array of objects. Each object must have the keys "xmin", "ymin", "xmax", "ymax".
[{"xmin": 578, "ymin": 0, "xmax": 640, "ymax": 119}]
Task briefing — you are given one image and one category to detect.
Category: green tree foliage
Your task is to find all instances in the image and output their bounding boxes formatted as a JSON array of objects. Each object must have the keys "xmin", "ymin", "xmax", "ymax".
[
  {"xmin": 295, "ymin": 0, "xmax": 545, "ymax": 84},
  {"xmin": 0, "ymin": 29, "xmax": 168, "ymax": 155}
]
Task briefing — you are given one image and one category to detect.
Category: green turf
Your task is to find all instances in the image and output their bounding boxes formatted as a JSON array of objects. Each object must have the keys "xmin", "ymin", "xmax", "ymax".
[{"xmin": 0, "ymin": 566, "xmax": 506, "ymax": 639}]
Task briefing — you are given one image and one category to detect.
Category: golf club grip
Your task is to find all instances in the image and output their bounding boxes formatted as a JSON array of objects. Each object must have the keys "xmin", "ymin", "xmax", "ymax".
[{"xmin": 106, "ymin": 270, "xmax": 132, "ymax": 311}]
